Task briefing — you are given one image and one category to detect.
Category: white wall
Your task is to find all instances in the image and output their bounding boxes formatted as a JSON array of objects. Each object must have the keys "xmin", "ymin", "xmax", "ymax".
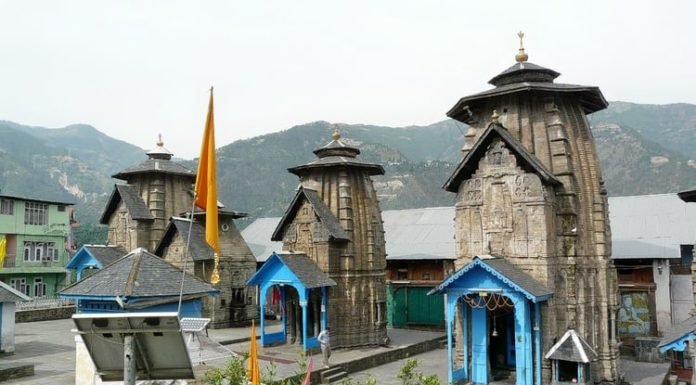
[
  {"xmin": 0, "ymin": 303, "xmax": 16, "ymax": 353},
  {"xmin": 671, "ymin": 273, "xmax": 694, "ymax": 326},
  {"xmin": 654, "ymin": 260, "xmax": 672, "ymax": 334}
]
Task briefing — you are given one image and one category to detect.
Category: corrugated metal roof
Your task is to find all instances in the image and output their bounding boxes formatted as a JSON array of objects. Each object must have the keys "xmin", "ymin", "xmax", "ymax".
[
  {"xmin": 609, "ymin": 194, "xmax": 696, "ymax": 259},
  {"xmin": 243, "ymin": 217, "xmax": 283, "ymax": 262},
  {"xmin": 242, "ymin": 193, "xmax": 696, "ymax": 263},
  {"xmin": 381, "ymin": 207, "xmax": 456, "ymax": 260}
]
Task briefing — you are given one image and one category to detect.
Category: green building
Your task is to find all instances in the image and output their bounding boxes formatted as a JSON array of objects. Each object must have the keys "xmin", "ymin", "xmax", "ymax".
[{"xmin": 0, "ymin": 194, "xmax": 75, "ymax": 298}]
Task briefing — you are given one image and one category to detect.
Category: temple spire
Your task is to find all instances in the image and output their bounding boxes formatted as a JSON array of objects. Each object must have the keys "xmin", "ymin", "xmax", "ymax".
[{"xmin": 515, "ymin": 31, "xmax": 529, "ymax": 63}]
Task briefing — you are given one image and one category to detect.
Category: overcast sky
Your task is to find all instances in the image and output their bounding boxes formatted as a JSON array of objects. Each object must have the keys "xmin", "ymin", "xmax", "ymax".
[{"xmin": 0, "ymin": 1, "xmax": 692, "ymax": 159}]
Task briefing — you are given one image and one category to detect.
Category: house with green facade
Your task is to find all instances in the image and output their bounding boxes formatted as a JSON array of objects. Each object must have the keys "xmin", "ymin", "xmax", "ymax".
[{"xmin": 0, "ymin": 194, "xmax": 75, "ymax": 298}]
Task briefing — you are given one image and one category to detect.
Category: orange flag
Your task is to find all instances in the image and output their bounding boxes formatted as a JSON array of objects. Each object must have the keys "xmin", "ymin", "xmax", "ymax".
[
  {"xmin": 248, "ymin": 320, "xmax": 261, "ymax": 385},
  {"xmin": 194, "ymin": 88, "xmax": 220, "ymax": 255}
]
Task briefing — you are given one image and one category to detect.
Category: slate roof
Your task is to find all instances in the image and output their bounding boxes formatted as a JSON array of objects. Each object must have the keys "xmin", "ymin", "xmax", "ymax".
[
  {"xmin": 271, "ymin": 187, "xmax": 349, "ymax": 242},
  {"xmin": 247, "ymin": 252, "xmax": 336, "ymax": 289},
  {"xmin": 0, "ymin": 193, "xmax": 74, "ymax": 206},
  {"xmin": 112, "ymin": 159, "xmax": 195, "ymax": 180},
  {"xmin": 545, "ymin": 329, "xmax": 597, "ymax": 363},
  {"xmin": 0, "ymin": 280, "xmax": 30, "ymax": 303},
  {"xmin": 84, "ymin": 245, "xmax": 128, "ymax": 266},
  {"xmin": 100, "ymin": 184, "xmax": 154, "ymax": 224},
  {"xmin": 60, "ymin": 248, "xmax": 217, "ymax": 299},
  {"xmin": 288, "ymin": 134, "xmax": 384, "ymax": 176},
  {"xmin": 443, "ymin": 122, "xmax": 561, "ymax": 193},
  {"xmin": 609, "ymin": 193, "xmax": 696, "ymax": 259},
  {"xmin": 155, "ymin": 217, "xmax": 214, "ymax": 261},
  {"xmin": 429, "ymin": 256, "xmax": 553, "ymax": 302},
  {"xmin": 678, "ymin": 187, "xmax": 696, "ymax": 203},
  {"xmin": 488, "ymin": 62, "xmax": 560, "ymax": 86},
  {"xmin": 447, "ymin": 60, "xmax": 607, "ymax": 123}
]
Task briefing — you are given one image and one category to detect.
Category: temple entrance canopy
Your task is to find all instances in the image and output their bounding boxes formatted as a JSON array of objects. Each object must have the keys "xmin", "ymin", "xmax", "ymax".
[
  {"xmin": 429, "ymin": 256, "xmax": 553, "ymax": 385},
  {"xmin": 247, "ymin": 252, "xmax": 336, "ymax": 351}
]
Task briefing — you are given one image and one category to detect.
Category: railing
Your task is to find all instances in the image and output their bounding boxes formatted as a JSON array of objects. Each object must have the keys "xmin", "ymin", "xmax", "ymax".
[{"xmin": 16, "ymin": 297, "xmax": 75, "ymax": 311}]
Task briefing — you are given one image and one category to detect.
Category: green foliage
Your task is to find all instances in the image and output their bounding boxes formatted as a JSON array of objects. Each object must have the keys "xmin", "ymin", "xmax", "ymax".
[
  {"xmin": 73, "ymin": 223, "xmax": 108, "ymax": 247},
  {"xmin": 204, "ymin": 354, "xmax": 248, "ymax": 385},
  {"xmin": 397, "ymin": 359, "xmax": 441, "ymax": 385}
]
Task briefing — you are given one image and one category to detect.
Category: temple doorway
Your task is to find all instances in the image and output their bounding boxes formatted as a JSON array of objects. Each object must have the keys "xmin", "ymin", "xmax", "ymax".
[{"xmin": 489, "ymin": 302, "xmax": 516, "ymax": 382}]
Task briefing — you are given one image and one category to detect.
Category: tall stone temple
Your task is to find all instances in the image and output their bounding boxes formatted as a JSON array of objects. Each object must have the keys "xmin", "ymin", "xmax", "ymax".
[
  {"xmin": 264, "ymin": 129, "xmax": 389, "ymax": 348},
  {"xmin": 100, "ymin": 136, "xmax": 258, "ymax": 327},
  {"xmin": 431, "ymin": 34, "xmax": 619, "ymax": 385}
]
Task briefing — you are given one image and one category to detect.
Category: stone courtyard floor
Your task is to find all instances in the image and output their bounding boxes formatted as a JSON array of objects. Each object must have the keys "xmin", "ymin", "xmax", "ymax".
[{"xmin": 1, "ymin": 318, "xmax": 672, "ymax": 385}]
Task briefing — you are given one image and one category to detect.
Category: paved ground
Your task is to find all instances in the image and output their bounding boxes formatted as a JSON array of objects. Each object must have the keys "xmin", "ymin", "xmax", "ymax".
[{"xmin": 1, "ymin": 318, "xmax": 672, "ymax": 385}]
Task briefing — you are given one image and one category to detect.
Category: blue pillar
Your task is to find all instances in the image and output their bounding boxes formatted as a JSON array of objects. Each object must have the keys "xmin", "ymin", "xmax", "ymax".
[
  {"xmin": 259, "ymin": 284, "xmax": 266, "ymax": 345},
  {"xmin": 301, "ymin": 289, "xmax": 308, "ymax": 351},
  {"xmin": 446, "ymin": 294, "xmax": 455, "ymax": 385},
  {"xmin": 513, "ymin": 295, "xmax": 532, "ymax": 385},
  {"xmin": 471, "ymin": 305, "xmax": 488, "ymax": 385},
  {"xmin": 281, "ymin": 286, "xmax": 287, "ymax": 342},
  {"xmin": 534, "ymin": 302, "xmax": 541, "ymax": 385},
  {"xmin": 462, "ymin": 299, "xmax": 469, "ymax": 381}
]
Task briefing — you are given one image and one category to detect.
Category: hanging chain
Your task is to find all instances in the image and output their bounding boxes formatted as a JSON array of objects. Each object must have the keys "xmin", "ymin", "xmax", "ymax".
[{"xmin": 462, "ymin": 293, "xmax": 513, "ymax": 310}]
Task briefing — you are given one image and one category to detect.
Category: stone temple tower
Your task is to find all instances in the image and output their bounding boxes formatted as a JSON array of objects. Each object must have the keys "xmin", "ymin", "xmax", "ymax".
[
  {"xmin": 272, "ymin": 128, "xmax": 388, "ymax": 347},
  {"xmin": 102, "ymin": 135, "xmax": 196, "ymax": 252},
  {"xmin": 101, "ymin": 136, "xmax": 258, "ymax": 327},
  {"xmin": 442, "ymin": 35, "xmax": 619, "ymax": 383}
]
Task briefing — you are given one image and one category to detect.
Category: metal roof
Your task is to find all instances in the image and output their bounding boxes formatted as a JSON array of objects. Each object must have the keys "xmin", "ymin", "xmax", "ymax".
[
  {"xmin": 243, "ymin": 207, "xmax": 457, "ymax": 262},
  {"xmin": 609, "ymin": 193, "xmax": 696, "ymax": 259},
  {"xmin": 242, "ymin": 217, "xmax": 283, "ymax": 262},
  {"xmin": 247, "ymin": 252, "xmax": 336, "ymax": 289},
  {"xmin": 243, "ymin": 193, "xmax": 696, "ymax": 263},
  {"xmin": 381, "ymin": 207, "xmax": 456, "ymax": 260}
]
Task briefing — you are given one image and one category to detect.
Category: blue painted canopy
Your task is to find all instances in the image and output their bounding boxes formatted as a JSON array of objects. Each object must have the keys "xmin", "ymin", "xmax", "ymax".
[
  {"xmin": 659, "ymin": 315, "xmax": 696, "ymax": 353},
  {"xmin": 429, "ymin": 256, "xmax": 553, "ymax": 303},
  {"xmin": 247, "ymin": 252, "xmax": 336, "ymax": 289}
]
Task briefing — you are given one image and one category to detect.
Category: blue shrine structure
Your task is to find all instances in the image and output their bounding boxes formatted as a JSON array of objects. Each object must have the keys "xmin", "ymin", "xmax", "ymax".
[
  {"xmin": 430, "ymin": 256, "xmax": 552, "ymax": 385},
  {"xmin": 247, "ymin": 252, "xmax": 336, "ymax": 351}
]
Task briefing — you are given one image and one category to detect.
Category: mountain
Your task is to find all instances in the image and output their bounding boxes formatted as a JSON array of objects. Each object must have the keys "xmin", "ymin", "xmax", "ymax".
[
  {"xmin": 0, "ymin": 101, "xmax": 695, "ymax": 242},
  {"xmin": 0, "ymin": 120, "xmax": 146, "ymax": 226}
]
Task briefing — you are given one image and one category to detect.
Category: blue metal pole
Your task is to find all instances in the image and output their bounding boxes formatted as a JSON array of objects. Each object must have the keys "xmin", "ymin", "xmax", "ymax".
[
  {"xmin": 321, "ymin": 286, "xmax": 328, "ymax": 329},
  {"xmin": 462, "ymin": 299, "xmax": 469, "ymax": 381},
  {"xmin": 259, "ymin": 284, "xmax": 266, "ymax": 345},
  {"xmin": 535, "ymin": 302, "xmax": 541, "ymax": 385},
  {"xmin": 301, "ymin": 289, "xmax": 308, "ymax": 351}
]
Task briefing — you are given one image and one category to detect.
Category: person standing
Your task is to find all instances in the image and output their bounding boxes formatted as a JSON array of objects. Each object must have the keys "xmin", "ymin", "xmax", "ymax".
[{"xmin": 317, "ymin": 327, "xmax": 331, "ymax": 368}]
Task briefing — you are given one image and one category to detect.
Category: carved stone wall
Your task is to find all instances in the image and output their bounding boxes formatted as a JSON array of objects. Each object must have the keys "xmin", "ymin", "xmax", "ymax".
[
  {"xmin": 160, "ymin": 216, "xmax": 259, "ymax": 327},
  {"xmin": 455, "ymin": 93, "xmax": 618, "ymax": 383},
  {"xmin": 281, "ymin": 168, "xmax": 388, "ymax": 348}
]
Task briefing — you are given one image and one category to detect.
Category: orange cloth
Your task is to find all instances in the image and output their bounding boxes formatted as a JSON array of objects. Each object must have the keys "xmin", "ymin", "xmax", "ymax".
[
  {"xmin": 194, "ymin": 88, "xmax": 220, "ymax": 255},
  {"xmin": 248, "ymin": 320, "xmax": 261, "ymax": 385}
]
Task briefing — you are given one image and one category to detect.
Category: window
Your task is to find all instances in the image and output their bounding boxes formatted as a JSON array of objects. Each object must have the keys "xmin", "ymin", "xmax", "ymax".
[
  {"xmin": 24, "ymin": 244, "xmax": 32, "ymax": 261},
  {"xmin": 34, "ymin": 277, "xmax": 46, "ymax": 297},
  {"xmin": 47, "ymin": 243, "xmax": 58, "ymax": 261},
  {"xmin": 57, "ymin": 205, "xmax": 65, "ymax": 212},
  {"xmin": 22, "ymin": 241, "xmax": 56, "ymax": 262},
  {"xmin": 0, "ymin": 199, "xmax": 14, "ymax": 215},
  {"xmin": 24, "ymin": 202, "xmax": 48, "ymax": 225},
  {"xmin": 10, "ymin": 278, "xmax": 29, "ymax": 296},
  {"xmin": 35, "ymin": 243, "xmax": 43, "ymax": 261}
]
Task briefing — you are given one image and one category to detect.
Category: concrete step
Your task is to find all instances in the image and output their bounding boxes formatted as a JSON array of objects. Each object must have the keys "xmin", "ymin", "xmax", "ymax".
[{"xmin": 321, "ymin": 367, "xmax": 348, "ymax": 384}]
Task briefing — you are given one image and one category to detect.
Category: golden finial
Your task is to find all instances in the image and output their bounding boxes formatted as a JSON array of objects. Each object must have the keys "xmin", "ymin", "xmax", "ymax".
[
  {"xmin": 515, "ymin": 31, "xmax": 528, "ymax": 63},
  {"xmin": 210, "ymin": 252, "xmax": 220, "ymax": 284},
  {"xmin": 332, "ymin": 126, "xmax": 341, "ymax": 141},
  {"xmin": 491, "ymin": 110, "xmax": 500, "ymax": 123},
  {"xmin": 156, "ymin": 133, "xmax": 164, "ymax": 147}
]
